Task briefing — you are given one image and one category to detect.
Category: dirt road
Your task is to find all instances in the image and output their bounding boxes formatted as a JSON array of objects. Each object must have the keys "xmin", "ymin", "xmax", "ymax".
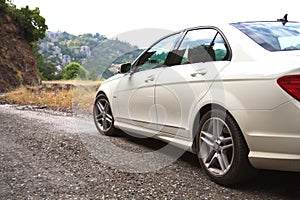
[{"xmin": 0, "ymin": 105, "xmax": 299, "ymax": 199}]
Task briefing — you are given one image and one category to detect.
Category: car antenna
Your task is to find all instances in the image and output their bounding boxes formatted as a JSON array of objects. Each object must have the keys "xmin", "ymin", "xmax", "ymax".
[{"xmin": 277, "ymin": 14, "xmax": 288, "ymax": 25}]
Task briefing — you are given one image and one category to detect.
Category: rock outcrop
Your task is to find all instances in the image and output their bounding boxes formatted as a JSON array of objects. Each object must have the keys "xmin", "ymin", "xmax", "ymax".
[{"xmin": 0, "ymin": 12, "xmax": 41, "ymax": 93}]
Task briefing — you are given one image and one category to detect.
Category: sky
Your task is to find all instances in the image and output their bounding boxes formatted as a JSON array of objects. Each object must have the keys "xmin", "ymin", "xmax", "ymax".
[{"xmin": 13, "ymin": 0, "xmax": 300, "ymax": 46}]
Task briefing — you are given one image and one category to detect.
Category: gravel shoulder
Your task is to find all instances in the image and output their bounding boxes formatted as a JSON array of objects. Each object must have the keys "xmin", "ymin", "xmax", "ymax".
[{"xmin": 0, "ymin": 105, "xmax": 299, "ymax": 199}]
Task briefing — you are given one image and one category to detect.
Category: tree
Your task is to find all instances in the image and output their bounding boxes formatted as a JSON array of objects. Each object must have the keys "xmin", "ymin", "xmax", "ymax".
[
  {"xmin": 0, "ymin": 0, "xmax": 48, "ymax": 42},
  {"xmin": 16, "ymin": 6, "xmax": 48, "ymax": 42},
  {"xmin": 62, "ymin": 62, "xmax": 88, "ymax": 80},
  {"xmin": 0, "ymin": 0, "xmax": 13, "ymax": 11},
  {"xmin": 32, "ymin": 43, "xmax": 58, "ymax": 80}
]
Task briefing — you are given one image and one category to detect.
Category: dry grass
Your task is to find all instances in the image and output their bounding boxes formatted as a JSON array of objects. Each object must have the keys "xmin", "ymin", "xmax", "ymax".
[
  {"xmin": 72, "ymin": 83, "xmax": 98, "ymax": 112},
  {"xmin": 5, "ymin": 86, "xmax": 73, "ymax": 108},
  {"xmin": 4, "ymin": 80, "xmax": 102, "ymax": 112}
]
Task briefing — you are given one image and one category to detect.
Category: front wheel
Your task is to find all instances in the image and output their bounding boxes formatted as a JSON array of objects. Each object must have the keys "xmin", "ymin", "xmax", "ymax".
[
  {"xmin": 196, "ymin": 109, "xmax": 257, "ymax": 185},
  {"xmin": 93, "ymin": 94, "xmax": 119, "ymax": 136}
]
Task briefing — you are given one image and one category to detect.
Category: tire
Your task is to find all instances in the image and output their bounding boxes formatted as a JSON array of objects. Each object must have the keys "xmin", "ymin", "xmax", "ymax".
[
  {"xmin": 196, "ymin": 109, "xmax": 257, "ymax": 185},
  {"xmin": 93, "ymin": 94, "xmax": 119, "ymax": 136}
]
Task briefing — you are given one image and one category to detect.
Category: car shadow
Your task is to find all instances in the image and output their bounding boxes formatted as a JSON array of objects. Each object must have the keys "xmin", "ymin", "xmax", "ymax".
[
  {"xmin": 119, "ymin": 132, "xmax": 300, "ymax": 199},
  {"xmin": 235, "ymin": 170, "xmax": 300, "ymax": 199}
]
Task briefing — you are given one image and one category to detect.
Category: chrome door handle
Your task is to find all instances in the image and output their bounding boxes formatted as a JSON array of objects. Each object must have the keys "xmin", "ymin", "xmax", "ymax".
[{"xmin": 191, "ymin": 69, "xmax": 208, "ymax": 77}]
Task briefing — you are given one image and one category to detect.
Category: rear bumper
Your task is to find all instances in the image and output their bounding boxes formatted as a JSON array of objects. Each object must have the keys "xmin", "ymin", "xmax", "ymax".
[
  {"xmin": 249, "ymin": 151, "xmax": 300, "ymax": 172},
  {"xmin": 232, "ymin": 100, "xmax": 300, "ymax": 171}
]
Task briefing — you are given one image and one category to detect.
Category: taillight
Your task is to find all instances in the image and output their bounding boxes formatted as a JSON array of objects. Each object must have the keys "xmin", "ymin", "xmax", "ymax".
[{"xmin": 277, "ymin": 75, "xmax": 300, "ymax": 101}]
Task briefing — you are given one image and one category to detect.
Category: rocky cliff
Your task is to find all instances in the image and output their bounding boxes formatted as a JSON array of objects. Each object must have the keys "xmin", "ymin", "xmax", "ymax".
[{"xmin": 0, "ymin": 12, "xmax": 41, "ymax": 93}]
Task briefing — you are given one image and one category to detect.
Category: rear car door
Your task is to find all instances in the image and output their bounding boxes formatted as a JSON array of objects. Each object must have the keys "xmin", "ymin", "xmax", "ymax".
[{"xmin": 155, "ymin": 28, "xmax": 231, "ymax": 138}]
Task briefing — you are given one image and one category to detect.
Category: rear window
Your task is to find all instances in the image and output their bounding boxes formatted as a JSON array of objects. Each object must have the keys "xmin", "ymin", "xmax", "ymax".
[{"xmin": 231, "ymin": 22, "xmax": 300, "ymax": 51}]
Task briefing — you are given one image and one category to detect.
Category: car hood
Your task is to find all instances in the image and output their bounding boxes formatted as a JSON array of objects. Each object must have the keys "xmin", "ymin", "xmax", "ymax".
[{"xmin": 102, "ymin": 73, "xmax": 124, "ymax": 84}]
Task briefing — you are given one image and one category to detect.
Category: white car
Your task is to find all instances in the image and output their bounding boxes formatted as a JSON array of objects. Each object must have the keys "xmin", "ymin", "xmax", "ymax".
[{"xmin": 93, "ymin": 17, "xmax": 300, "ymax": 185}]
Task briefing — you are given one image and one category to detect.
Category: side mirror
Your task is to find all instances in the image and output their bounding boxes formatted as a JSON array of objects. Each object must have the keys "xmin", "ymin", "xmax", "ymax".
[{"xmin": 120, "ymin": 63, "xmax": 131, "ymax": 73}]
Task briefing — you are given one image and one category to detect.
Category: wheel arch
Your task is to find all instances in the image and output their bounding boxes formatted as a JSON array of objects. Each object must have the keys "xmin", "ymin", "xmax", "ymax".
[
  {"xmin": 192, "ymin": 102, "xmax": 257, "ymax": 184},
  {"xmin": 191, "ymin": 103, "xmax": 249, "ymax": 152},
  {"xmin": 94, "ymin": 87, "xmax": 120, "ymax": 121},
  {"xmin": 95, "ymin": 90, "xmax": 107, "ymax": 99}
]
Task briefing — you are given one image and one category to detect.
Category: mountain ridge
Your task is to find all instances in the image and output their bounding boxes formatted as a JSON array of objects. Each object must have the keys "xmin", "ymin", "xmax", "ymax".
[{"xmin": 37, "ymin": 31, "xmax": 142, "ymax": 80}]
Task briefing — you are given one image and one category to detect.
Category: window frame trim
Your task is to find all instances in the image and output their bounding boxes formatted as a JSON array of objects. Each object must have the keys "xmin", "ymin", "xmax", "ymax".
[
  {"xmin": 130, "ymin": 26, "xmax": 232, "ymax": 74},
  {"xmin": 131, "ymin": 31, "xmax": 184, "ymax": 72},
  {"xmin": 175, "ymin": 26, "xmax": 232, "ymax": 61}
]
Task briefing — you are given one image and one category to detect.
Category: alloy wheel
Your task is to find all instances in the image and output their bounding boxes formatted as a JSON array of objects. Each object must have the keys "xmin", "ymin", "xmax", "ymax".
[
  {"xmin": 94, "ymin": 97, "xmax": 113, "ymax": 132},
  {"xmin": 199, "ymin": 117, "xmax": 234, "ymax": 176}
]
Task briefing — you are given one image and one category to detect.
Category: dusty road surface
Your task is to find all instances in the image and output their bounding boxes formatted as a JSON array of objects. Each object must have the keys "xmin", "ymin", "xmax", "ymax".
[{"xmin": 0, "ymin": 105, "xmax": 299, "ymax": 199}]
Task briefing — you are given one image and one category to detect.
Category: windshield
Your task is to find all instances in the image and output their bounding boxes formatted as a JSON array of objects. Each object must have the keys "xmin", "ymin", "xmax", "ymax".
[{"xmin": 231, "ymin": 22, "xmax": 300, "ymax": 51}]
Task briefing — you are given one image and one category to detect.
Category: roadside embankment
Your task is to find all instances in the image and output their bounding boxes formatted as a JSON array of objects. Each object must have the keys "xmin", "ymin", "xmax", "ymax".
[{"xmin": 0, "ymin": 80, "xmax": 100, "ymax": 114}]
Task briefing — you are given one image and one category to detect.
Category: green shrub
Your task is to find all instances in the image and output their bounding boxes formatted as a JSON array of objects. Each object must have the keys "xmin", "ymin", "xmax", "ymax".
[{"xmin": 62, "ymin": 62, "xmax": 88, "ymax": 80}]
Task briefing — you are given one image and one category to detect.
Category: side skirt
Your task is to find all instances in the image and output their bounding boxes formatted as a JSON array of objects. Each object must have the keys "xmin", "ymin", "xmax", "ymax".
[{"xmin": 114, "ymin": 118, "xmax": 195, "ymax": 153}]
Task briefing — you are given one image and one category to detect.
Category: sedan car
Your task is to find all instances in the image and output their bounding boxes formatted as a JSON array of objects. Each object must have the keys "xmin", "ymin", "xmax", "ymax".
[{"xmin": 93, "ymin": 17, "xmax": 300, "ymax": 185}]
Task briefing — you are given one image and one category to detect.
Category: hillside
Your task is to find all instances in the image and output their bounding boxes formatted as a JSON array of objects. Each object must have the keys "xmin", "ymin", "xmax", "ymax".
[
  {"xmin": 0, "ymin": 0, "xmax": 142, "ymax": 89},
  {"xmin": 0, "ymin": 12, "xmax": 41, "ymax": 93},
  {"xmin": 38, "ymin": 31, "xmax": 106, "ymax": 70},
  {"xmin": 83, "ymin": 39, "xmax": 143, "ymax": 79},
  {"xmin": 38, "ymin": 31, "xmax": 142, "ymax": 80}
]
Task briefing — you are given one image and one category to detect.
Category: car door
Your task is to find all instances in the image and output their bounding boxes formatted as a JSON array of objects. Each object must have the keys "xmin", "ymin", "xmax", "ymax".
[
  {"xmin": 116, "ymin": 32, "xmax": 182, "ymax": 131},
  {"xmin": 155, "ymin": 28, "xmax": 231, "ymax": 138}
]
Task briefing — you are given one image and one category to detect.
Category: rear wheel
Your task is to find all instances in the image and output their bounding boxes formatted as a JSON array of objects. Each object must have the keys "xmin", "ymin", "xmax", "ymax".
[
  {"xmin": 93, "ymin": 94, "xmax": 119, "ymax": 136},
  {"xmin": 196, "ymin": 109, "xmax": 257, "ymax": 185}
]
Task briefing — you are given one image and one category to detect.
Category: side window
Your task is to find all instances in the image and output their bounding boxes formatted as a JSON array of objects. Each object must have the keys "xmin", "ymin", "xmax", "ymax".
[
  {"xmin": 213, "ymin": 33, "xmax": 228, "ymax": 61},
  {"xmin": 135, "ymin": 33, "xmax": 181, "ymax": 72},
  {"xmin": 178, "ymin": 28, "xmax": 229, "ymax": 64}
]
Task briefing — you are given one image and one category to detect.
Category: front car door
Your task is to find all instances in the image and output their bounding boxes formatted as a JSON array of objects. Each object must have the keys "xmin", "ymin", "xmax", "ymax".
[{"xmin": 115, "ymin": 32, "xmax": 182, "ymax": 133}]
